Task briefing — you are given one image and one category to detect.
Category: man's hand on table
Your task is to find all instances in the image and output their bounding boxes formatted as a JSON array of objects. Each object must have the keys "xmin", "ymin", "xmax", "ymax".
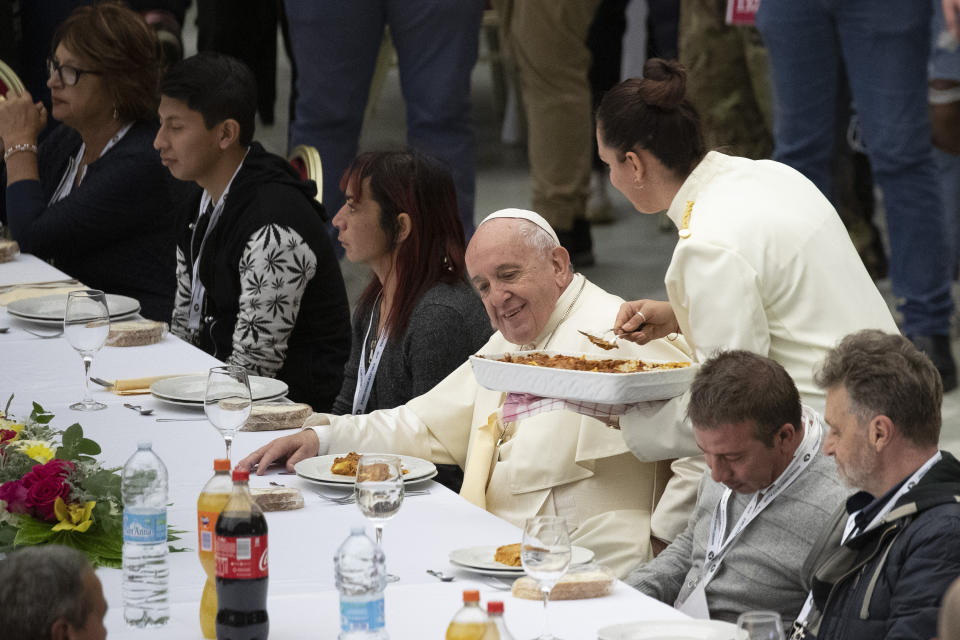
[
  {"xmin": 614, "ymin": 299, "xmax": 679, "ymax": 344},
  {"xmin": 237, "ymin": 429, "xmax": 320, "ymax": 475}
]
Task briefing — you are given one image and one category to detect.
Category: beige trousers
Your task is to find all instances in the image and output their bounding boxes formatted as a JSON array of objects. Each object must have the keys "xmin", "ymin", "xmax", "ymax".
[{"xmin": 494, "ymin": 0, "xmax": 601, "ymax": 231}]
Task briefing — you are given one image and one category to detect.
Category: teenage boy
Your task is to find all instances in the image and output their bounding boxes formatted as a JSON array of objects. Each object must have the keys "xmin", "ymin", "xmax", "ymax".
[{"xmin": 155, "ymin": 52, "xmax": 351, "ymax": 411}]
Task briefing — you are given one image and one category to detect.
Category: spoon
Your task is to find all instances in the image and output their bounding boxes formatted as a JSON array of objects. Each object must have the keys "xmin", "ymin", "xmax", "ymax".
[
  {"xmin": 123, "ymin": 403, "xmax": 154, "ymax": 416},
  {"xmin": 578, "ymin": 329, "xmax": 618, "ymax": 350},
  {"xmin": 426, "ymin": 569, "xmax": 455, "ymax": 582}
]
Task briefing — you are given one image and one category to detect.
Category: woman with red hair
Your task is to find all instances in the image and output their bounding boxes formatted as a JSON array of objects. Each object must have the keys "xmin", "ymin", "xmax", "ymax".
[{"xmin": 330, "ymin": 150, "xmax": 490, "ymax": 443}]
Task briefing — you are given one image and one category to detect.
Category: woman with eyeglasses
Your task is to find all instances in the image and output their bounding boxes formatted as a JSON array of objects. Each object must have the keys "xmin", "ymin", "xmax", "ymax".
[{"xmin": 0, "ymin": 2, "xmax": 180, "ymax": 320}]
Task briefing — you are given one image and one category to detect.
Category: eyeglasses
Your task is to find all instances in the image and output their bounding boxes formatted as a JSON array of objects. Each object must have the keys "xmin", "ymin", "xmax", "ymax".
[{"xmin": 46, "ymin": 58, "xmax": 101, "ymax": 87}]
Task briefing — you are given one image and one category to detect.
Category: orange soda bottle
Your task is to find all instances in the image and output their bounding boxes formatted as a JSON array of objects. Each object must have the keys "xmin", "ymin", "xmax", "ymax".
[
  {"xmin": 446, "ymin": 589, "xmax": 488, "ymax": 640},
  {"xmin": 197, "ymin": 458, "xmax": 232, "ymax": 638}
]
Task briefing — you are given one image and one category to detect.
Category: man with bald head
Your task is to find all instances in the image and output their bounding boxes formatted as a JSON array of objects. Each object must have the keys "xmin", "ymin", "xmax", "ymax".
[{"xmin": 240, "ymin": 209, "xmax": 696, "ymax": 575}]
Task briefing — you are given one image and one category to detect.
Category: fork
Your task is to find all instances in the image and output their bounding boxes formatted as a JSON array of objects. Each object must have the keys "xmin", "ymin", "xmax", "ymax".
[{"xmin": 22, "ymin": 327, "xmax": 63, "ymax": 339}]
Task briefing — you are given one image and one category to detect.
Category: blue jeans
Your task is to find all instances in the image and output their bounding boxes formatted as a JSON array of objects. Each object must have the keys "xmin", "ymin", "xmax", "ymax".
[
  {"xmin": 283, "ymin": 0, "xmax": 483, "ymax": 239},
  {"xmin": 756, "ymin": 0, "xmax": 953, "ymax": 336}
]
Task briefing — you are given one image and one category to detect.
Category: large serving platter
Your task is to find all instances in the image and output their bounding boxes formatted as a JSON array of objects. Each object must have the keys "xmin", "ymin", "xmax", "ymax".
[
  {"xmin": 469, "ymin": 351, "xmax": 697, "ymax": 404},
  {"xmin": 294, "ymin": 453, "xmax": 438, "ymax": 486},
  {"xmin": 7, "ymin": 293, "xmax": 140, "ymax": 323},
  {"xmin": 150, "ymin": 375, "xmax": 288, "ymax": 405}
]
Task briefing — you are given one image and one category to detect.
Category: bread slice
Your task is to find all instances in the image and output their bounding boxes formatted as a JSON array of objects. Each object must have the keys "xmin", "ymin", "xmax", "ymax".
[
  {"xmin": 512, "ymin": 568, "xmax": 614, "ymax": 600},
  {"xmin": 494, "ymin": 543, "xmax": 522, "ymax": 567},
  {"xmin": 250, "ymin": 487, "xmax": 304, "ymax": 511},
  {"xmin": 105, "ymin": 320, "xmax": 167, "ymax": 347},
  {"xmin": 241, "ymin": 402, "xmax": 313, "ymax": 431},
  {"xmin": 0, "ymin": 239, "xmax": 20, "ymax": 263}
]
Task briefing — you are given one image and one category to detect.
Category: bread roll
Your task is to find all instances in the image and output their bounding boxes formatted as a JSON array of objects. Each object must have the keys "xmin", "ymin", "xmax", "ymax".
[
  {"xmin": 0, "ymin": 239, "xmax": 20, "ymax": 263},
  {"xmin": 241, "ymin": 402, "xmax": 313, "ymax": 431},
  {"xmin": 511, "ymin": 568, "xmax": 614, "ymax": 600},
  {"xmin": 250, "ymin": 487, "xmax": 304, "ymax": 511},
  {"xmin": 105, "ymin": 320, "xmax": 167, "ymax": 347}
]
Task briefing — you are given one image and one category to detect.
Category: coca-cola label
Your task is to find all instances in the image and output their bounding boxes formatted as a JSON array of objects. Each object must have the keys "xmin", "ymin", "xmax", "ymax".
[
  {"xmin": 340, "ymin": 595, "xmax": 385, "ymax": 631},
  {"xmin": 215, "ymin": 534, "xmax": 268, "ymax": 579},
  {"xmin": 122, "ymin": 510, "xmax": 167, "ymax": 544},
  {"xmin": 197, "ymin": 510, "xmax": 219, "ymax": 552}
]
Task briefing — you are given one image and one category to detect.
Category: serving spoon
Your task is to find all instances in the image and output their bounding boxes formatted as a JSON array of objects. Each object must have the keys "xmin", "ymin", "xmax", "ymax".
[{"xmin": 578, "ymin": 329, "xmax": 618, "ymax": 350}]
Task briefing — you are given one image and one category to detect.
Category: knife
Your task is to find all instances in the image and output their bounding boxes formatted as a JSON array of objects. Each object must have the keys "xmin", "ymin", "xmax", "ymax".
[{"xmin": 90, "ymin": 377, "xmax": 113, "ymax": 388}]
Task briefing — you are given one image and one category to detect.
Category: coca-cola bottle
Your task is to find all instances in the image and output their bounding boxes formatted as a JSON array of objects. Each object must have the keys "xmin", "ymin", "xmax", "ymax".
[{"xmin": 215, "ymin": 469, "xmax": 268, "ymax": 640}]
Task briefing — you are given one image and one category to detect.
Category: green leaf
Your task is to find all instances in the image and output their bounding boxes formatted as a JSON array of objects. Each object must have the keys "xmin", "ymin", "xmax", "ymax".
[
  {"xmin": 76, "ymin": 438, "xmax": 101, "ymax": 455},
  {"xmin": 3, "ymin": 394, "xmax": 12, "ymax": 416},
  {"xmin": 13, "ymin": 516, "xmax": 57, "ymax": 546}
]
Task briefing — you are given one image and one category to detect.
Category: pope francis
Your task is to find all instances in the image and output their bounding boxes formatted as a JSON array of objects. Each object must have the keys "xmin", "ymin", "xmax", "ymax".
[{"xmin": 239, "ymin": 209, "xmax": 697, "ymax": 576}]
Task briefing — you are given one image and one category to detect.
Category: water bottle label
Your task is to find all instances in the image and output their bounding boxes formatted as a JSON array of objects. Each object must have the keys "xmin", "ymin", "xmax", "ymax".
[
  {"xmin": 215, "ymin": 534, "xmax": 268, "ymax": 579},
  {"xmin": 122, "ymin": 510, "xmax": 167, "ymax": 544},
  {"xmin": 197, "ymin": 510, "xmax": 218, "ymax": 552},
  {"xmin": 340, "ymin": 596, "xmax": 385, "ymax": 631}
]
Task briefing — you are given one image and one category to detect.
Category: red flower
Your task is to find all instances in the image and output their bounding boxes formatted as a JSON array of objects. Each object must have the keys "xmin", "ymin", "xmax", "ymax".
[
  {"xmin": 0, "ymin": 429, "xmax": 16, "ymax": 445},
  {"xmin": 21, "ymin": 459, "xmax": 74, "ymax": 489},
  {"xmin": 0, "ymin": 479, "xmax": 28, "ymax": 514},
  {"xmin": 24, "ymin": 475, "xmax": 70, "ymax": 521}
]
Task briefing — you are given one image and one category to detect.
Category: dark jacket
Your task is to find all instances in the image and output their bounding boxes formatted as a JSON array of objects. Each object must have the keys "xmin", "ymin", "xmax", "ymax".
[
  {"xmin": 5, "ymin": 121, "xmax": 181, "ymax": 320},
  {"xmin": 801, "ymin": 451, "xmax": 960, "ymax": 640},
  {"xmin": 173, "ymin": 142, "xmax": 351, "ymax": 411}
]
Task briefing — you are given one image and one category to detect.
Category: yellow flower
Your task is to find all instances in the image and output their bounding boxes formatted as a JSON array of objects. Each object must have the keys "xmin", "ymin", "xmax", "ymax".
[
  {"xmin": 0, "ymin": 419, "xmax": 24, "ymax": 440},
  {"xmin": 52, "ymin": 497, "xmax": 95, "ymax": 533},
  {"xmin": 14, "ymin": 440, "xmax": 55, "ymax": 463}
]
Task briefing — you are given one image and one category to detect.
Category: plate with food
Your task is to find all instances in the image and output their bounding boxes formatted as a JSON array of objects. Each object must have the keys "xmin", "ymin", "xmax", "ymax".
[
  {"xmin": 469, "ymin": 350, "xmax": 696, "ymax": 404},
  {"xmin": 448, "ymin": 543, "xmax": 595, "ymax": 576},
  {"xmin": 596, "ymin": 620, "xmax": 737, "ymax": 640},
  {"xmin": 293, "ymin": 452, "xmax": 438, "ymax": 486},
  {"xmin": 150, "ymin": 374, "xmax": 288, "ymax": 405}
]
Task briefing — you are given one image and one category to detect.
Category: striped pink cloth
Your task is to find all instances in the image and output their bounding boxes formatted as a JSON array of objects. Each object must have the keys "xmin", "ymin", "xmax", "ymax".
[{"xmin": 502, "ymin": 393, "xmax": 633, "ymax": 424}]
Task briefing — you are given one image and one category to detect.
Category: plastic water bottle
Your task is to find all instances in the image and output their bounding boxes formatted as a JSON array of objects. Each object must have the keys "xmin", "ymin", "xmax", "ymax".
[
  {"xmin": 121, "ymin": 441, "xmax": 169, "ymax": 627},
  {"xmin": 335, "ymin": 527, "xmax": 388, "ymax": 639}
]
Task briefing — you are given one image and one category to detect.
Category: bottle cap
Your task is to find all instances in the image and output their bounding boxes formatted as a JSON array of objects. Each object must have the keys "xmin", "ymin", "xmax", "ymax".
[
  {"xmin": 487, "ymin": 601, "xmax": 504, "ymax": 614},
  {"xmin": 137, "ymin": 441, "xmax": 152, "ymax": 450},
  {"xmin": 232, "ymin": 469, "xmax": 249, "ymax": 482},
  {"xmin": 213, "ymin": 459, "xmax": 230, "ymax": 471},
  {"xmin": 462, "ymin": 589, "xmax": 480, "ymax": 602}
]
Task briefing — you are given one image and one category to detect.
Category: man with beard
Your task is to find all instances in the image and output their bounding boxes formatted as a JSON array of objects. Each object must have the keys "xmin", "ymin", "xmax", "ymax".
[{"xmin": 790, "ymin": 330, "xmax": 960, "ymax": 640}]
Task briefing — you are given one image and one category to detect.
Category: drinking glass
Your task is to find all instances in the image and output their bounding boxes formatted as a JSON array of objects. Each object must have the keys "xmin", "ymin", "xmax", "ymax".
[
  {"xmin": 204, "ymin": 365, "xmax": 251, "ymax": 460},
  {"xmin": 737, "ymin": 611, "xmax": 786, "ymax": 640},
  {"xmin": 355, "ymin": 454, "xmax": 404, "ymax": 583},
  {"xmin": 64, "ymin": 290, "xmax": 110, "ymax": 411},
  {"xmin": 522, "ymin": 515, "xmax": 572, "ymax": 640}
]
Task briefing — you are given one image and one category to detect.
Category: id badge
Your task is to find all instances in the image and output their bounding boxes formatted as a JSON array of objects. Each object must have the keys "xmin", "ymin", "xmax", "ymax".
[{"xmin": 677, "ymin": 582, "xmax": 711, "ymax": 619}]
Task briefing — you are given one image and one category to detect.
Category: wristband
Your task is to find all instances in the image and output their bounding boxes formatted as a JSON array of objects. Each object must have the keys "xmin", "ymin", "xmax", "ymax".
[{"xmin": 3, "ymin": 143, "xmax": 38, "ymax": 161}]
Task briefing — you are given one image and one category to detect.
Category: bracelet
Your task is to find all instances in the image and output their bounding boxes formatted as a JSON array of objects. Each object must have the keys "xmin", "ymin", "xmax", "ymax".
[{"xmin": 3, "ymin": 143, "xmax": 38, "ymax": 162}]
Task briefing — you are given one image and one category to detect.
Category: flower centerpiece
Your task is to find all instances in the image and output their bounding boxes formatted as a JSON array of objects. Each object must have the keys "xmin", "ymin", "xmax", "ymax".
[{"xmin": 0, "ymin": 397, "xmax": 179, "ymax": 567}]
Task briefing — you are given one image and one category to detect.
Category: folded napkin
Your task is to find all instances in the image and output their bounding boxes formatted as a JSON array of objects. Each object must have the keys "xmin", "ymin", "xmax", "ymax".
[
  {"xmin": 110, "ymin": 374, "xmax": 191, "ymax": 396},
  {"xmin": 0, "ymin": 285, "xmax": 84, "ymax": 307}
]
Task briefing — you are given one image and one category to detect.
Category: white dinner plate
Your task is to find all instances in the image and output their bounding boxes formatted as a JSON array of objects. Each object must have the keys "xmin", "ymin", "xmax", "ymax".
[
  {"xmin": 7, "ymin": 293, "xmax": 140, "ymax": 321},
  {"xmin": 448, "ymin": 544, "xmax": 594, "ymax": 574},
  {"xmin": 297, "ymin": 469, "xmax": 439, "ymax": 489},
  {"xmin": 150, "ymin": 375, "xmax": 288, "ymax": 404},
  {"xmin": 469, "ymin": 351, "xmax": 697, "ymax": 404},
  {"xmin": 597, "ymin": 620, "xmax": 738, "ymax": 640},
  {"xmin": 294, "ymin": 453, "xmax": 438, "ymax": 484},
  {"xmin": 9, "ymin": 311, "xmax": 140, "ymax": 326}
]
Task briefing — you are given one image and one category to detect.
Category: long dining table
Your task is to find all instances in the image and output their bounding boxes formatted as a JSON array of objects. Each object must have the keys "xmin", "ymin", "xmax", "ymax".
[{"xmin": 0, "ymin": 253, "xmax": 688, "ymax": 638}]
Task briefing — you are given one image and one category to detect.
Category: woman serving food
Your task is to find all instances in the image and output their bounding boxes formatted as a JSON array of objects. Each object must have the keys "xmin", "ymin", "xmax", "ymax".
[
  {"xmin": 0, "ymin": 2, "xmax": 181, "ymax": 320},
  {"xmin": 594, "ymin": 59, "xmax": 899, "ymax": 415}
]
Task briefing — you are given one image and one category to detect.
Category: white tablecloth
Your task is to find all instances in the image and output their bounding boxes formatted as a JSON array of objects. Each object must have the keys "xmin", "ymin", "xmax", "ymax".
[{"xmin": 0, "ymin": 255, "xmax": 688, "ymax": 638}]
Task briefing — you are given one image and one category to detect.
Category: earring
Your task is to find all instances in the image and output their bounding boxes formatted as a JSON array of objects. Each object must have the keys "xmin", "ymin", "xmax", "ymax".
[
  {"xmin": 112, "ymin": 106, "xmax": 119, "ymax": 120},
  {"xmin": 634, "ymin": 180, "xmax": 644, "ymax": 191}
]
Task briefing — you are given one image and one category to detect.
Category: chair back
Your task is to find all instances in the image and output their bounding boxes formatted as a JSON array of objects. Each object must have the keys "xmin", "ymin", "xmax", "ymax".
[{"xmin": 288, "ymin": 144, "xmax": 323, "ymax": 205}]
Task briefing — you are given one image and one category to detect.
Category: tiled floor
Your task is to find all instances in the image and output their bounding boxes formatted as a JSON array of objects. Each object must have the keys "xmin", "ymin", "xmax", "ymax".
[{"xmin": 183, "ymin": 14, "xmax": 960, "ymax": 455}]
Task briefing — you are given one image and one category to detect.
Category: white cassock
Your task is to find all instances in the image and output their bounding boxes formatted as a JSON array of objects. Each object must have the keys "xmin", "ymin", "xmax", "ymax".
[{"xmin": 306, "ymin": 273, "xmax": 697, "ymax": 577}]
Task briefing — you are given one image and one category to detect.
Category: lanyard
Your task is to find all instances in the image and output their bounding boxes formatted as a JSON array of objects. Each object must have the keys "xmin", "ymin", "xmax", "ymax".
[
  {"xmin": 49, "ymin": 122, "xmax": 133, "ymax": 205},
  {"xmin": 187, "ymin": 151, "xmax": 248, "ymax": 333},
  {"xmin": 791, "ymin": 450, "xmax": 942, "ymax": 637},
  {"xmin": 681, "ymin": 408, "xmax": 823, "ymax": 603},
  {"xmin": 352, "ymin": 296, "xmax": 388, "ymax": 414}
]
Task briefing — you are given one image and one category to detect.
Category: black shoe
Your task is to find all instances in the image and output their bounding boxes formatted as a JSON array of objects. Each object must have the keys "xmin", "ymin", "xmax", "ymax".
[
  {"xmin": 557, "ymin": 219, "xmax": 596, "ymax": 269},
  {"xmin": 908, "ymin": 334, "xmax": 958, "ymax": 392}
]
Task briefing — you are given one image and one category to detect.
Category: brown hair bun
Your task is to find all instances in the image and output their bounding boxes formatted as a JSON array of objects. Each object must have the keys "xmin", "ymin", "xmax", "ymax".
[{"xmin": 640, "ymin": 58, "xmax": 687, "ymax": 110}]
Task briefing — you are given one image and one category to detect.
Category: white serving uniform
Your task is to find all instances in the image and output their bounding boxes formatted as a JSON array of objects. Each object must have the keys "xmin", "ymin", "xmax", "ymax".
[
  {"xmin": 307, "ymin": 274, "xmax": 695, "ymax": 576},
  {"xmin": 619, "ymin": 151, "xmax": 899, "ymax": 461}
]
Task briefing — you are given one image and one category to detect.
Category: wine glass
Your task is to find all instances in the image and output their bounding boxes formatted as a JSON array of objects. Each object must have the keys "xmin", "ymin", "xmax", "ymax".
[
  {"xmin": 736, "ymin": 611, "xmax": 786, "ymax": 640},
  {"xmin": 522, "ymin": 515, "xmax": 572, "ymax": 640},
  {"xmin": 355, "ymin": 454, "xmax": 404, "ymax": 583},
  {"xmin": 204, "ymin": 365, "xmax": 251, "ymax": 460},
  {"xmin": 64, "ymin": 290, "xmax": 110, "ymax": 411}
]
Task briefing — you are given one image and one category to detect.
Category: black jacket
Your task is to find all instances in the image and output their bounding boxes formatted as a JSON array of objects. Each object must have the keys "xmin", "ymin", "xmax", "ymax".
[
  {"xmin": 801, "ymin": 451, "xmax": 960, "ymax": 640},
  {"xmin": 5, "ymin": 121, "xmax": 181, "ymax": 320},
  {"xmin": 174, "ymin": 143, "xmax": 351, "ymax": 410}
]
